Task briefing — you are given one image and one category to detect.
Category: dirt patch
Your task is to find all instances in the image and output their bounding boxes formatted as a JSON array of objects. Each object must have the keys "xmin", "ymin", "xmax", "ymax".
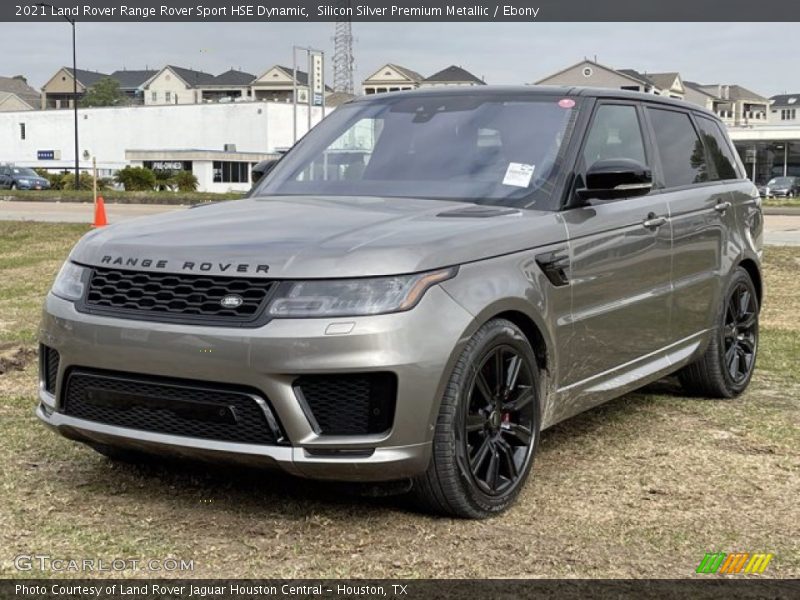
[{"xmin": 0, "ymin": 343, "xmax": 35, "ymax": 375}]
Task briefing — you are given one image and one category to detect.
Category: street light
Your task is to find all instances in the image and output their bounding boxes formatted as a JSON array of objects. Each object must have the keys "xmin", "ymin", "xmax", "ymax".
[{"xmin": 37, "ymin": 3, "xmax": 80, "ymax": 190}]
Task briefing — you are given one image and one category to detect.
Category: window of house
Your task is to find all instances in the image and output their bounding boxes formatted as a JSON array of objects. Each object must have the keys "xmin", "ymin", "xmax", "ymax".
[
  {"xmin": 781, "ymin": 109, "xmax": 796, "ymax": 121},
  {"xmin": 696, "ymin": 116, "xmax": 739, "ymax": 180},
  {"xmin": 151, "ymin": 91, "xmax": 157, "ymax": 102},
  {"xmin": 647, "ymin": 108, "xmax": 708, "ymax": 187},
  {"xmin": 19, "ymin": 123, "xmax": 25, "ymax": 140},
  {"xmin": 213, "ymin": 161, "xmax": 249, "ymax": 183},
  {"xmin": 165, "ymin": 91, "xmax": 172, "ymax": 103},
  {"xmin": 582, "ymin": 104, "xmax": 647, "ymax": 168}
]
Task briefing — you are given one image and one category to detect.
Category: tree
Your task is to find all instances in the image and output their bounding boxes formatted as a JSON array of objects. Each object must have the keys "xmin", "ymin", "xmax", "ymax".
[
  {"xmin": 173, "ymin": 170, "xmax": 199, "ymax": 192},
  {"xmin": 80, "ymin": 77, "xmax": 126, "ymax": 108},
  {"xmin": 115, "ymin": 166, "xmax": 156, "ymax": 191}
]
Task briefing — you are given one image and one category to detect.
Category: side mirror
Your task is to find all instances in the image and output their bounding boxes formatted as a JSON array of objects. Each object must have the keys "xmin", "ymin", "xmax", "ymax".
[
  {"xmin": 251, "ymin": 158, "xmax": 280, "ymax": 186},
  {"xmin": 575, "ymin": 158, "xmax": 652, "ymax": 203}
]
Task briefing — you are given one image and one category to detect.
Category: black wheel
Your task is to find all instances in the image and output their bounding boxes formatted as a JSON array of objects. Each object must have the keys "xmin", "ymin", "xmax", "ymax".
[
  {"xmin": 411, "ymin": 318, "xmax": 540, "ymax": 518},
  {"xmin": 678, "ymin": 267, "xmax": 759, "ymax": 398},
  {"xmin": 10, "ymin": 182, "xmax": 16, "ymax": 190}
]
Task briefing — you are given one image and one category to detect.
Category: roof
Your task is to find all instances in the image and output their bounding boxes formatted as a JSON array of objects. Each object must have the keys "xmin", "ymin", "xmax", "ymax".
[
  {"xmin": 325, "ymin": 91, "xmax": 356, "ymax": 107},
  {"xmin": 770, "ymin": 93, "xmax": 800, "ymax": 106},
  {"xmin": 534, "ymin": 59, "xmax": 650, "ymax": 87},
  {"xmin": 364, "ymin": 63, "xmax": 425, "ymax": 83},
  {"xmin": 424, "ymin": 65, "xmax": 485, "ymax": 84},
  {"xmin": 165, "ymin": 65, "xmax": 218, "ymax": 86},
  {"xmin": 645, "ymin": 72, "xmax": 681, "ymax": 90},
  {"xmin": 617, "ymin": 69, "xmax": 653, "ymax": 86},
  {"xmin": 0, "ymin": 75, "xmax": 40, "ymax": 108},
  {"xmin": 66, "ymin": 67, "xmax": 110, "ymax": 87},
  {"xmin": 684, "ymin": 80, "xmax": 719, "ymax": 99},
  {"xmin": 701, "ymin": 84, "xmax": 768, "ymax": 103},
  {"xmin": 212, "ymin": 69, "xmax": 256, "ymax": 86},
  {"xmin": 109, "ymin": 69, "xmax": 158, "ymax": 89},
  {"xmin": 350, "ymin": 84, "xmax": 719, "ymax": 117}
]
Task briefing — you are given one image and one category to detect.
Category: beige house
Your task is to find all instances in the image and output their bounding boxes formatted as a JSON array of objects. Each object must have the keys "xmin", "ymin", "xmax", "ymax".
[
  {"xmin": 420, "ymin": 65, "xmax": 485, "ymax": 87},
  {"xmin": 250, "ymin": 65, "xmax": 332, "ymax": 104},
  {"xmin": 361, "ymin": 64, "xmax": 424, "ymax": 95},
  {"xmin": 697, "ymin": 84, "xmax": 768, "ymax": 126},
  {"xmin": 40, "ymin": 67, "xmax": 109, "ymax": 109},
  {"xmin": 0, "ymin": 76, "xmax": 40, "ymax": 111},
  {"xmin": 143, "ymin": 65, "xmax": 255, "ymax": 105},
  {"xmin": 535, "ymin": 60, "xmax": 682, "ymax": 96}
]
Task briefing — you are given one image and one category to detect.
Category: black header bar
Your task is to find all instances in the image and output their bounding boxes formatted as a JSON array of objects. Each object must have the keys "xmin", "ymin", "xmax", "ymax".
[{"xmin": 5, "ymin": 0, "xmax": 800, "ymax": 22}]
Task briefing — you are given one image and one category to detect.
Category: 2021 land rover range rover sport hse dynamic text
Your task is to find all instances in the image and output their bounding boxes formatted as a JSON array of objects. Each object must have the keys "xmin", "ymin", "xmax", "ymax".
[{"xmin": 38, "ymin": 88, "xmax": 763, "ymax": 518}]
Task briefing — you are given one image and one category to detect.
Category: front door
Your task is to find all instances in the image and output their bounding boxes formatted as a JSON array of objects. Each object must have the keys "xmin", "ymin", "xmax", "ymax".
[{"xmin": 560, "ymin": 102, "xmax": 673, "ymax": 388}]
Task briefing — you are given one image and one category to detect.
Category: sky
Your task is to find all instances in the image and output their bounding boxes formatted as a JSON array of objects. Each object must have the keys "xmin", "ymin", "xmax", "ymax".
[{"xmin": 1, "ymin": 22, "xmax": 795, "ymax": 97}]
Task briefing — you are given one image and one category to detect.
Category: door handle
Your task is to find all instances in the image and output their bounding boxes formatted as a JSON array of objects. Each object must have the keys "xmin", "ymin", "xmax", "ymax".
[
  {"xmin": 714, "ymin": 200, "xmax": 732, "ymax": 213},
  {"xmin": 642, "ymin": 213, "xmax": 667, "ymax": 229}
]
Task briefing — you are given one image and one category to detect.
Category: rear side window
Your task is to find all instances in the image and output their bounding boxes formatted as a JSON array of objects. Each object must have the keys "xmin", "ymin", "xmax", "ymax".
[
  {"xmin": 582, "ymin": 104, "xmax": 647, "ymax": 168},
  {"xmin": 696, "ymin": 116, "xmax": 739, "ymax": 180},
  {"xmin": 647, "ymin": 108, "xmax": 707, "ymax": 187}
]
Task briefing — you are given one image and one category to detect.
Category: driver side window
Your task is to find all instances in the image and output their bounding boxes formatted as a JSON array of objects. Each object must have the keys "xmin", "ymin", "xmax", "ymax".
[{"xmin": 583, "ymin": 104, "xmax": 647, "ymax": 168}]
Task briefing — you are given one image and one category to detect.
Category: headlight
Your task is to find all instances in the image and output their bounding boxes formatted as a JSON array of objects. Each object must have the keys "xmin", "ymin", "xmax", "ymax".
[
  {"xmin": 267, "ymin": 267, "xmax": 457, "ymax": 318},
  {"xmin": 51, "ymin": 261, "xmax": 87, "ymax": 301}
]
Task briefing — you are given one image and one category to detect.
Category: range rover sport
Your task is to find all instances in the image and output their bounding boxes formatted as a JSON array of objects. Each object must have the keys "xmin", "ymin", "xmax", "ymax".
[{"xmin": 38, "ymin": 87, "xmax": 763, "ymax": 518}]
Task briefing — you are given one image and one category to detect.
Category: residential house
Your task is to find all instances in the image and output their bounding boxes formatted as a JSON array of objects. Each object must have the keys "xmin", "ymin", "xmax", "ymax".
[
  {"xmin": 40, "ymin": 67, "xmax": 109, "ymax": 109},
  {"xmin": 0, "ymin": 76, "xmax": 40, "ymax": 111},
  {"xmin": 683, "ymin": 81, "xmax": 720, "ymax": 111},
  {"xmin": 109, "ymin": 69, "xmax": 158, "ymax": 103},
  {"xmin": 420, "ymin": 65, "xmax": 485, "ymax": 87},
  {"xmin": 768, "ymin": 93, "xmax": 800, "ymax": 125},
  {"xmin": 534, "ymin": 60, "xmax": 663, "ymax": 94},
  {"xmin": 361, "ymin": 63, "xmax": 424, "ymax": 95},
  {"xmin": 250, "ymin": 65, "xmax": 331, "ymax": 104},
  {"xmin": 698, "ymin": 84, "xmax": 768, "ymax": 126},
  {"xmin": 143, "ymin": 65, "xmax": 256, "ymax": 105}
]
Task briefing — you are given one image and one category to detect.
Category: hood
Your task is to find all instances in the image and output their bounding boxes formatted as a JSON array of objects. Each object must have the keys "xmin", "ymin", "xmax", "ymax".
[{"xmin": 70, "ymin": 196, "xmax": 567, "ymax": 279}]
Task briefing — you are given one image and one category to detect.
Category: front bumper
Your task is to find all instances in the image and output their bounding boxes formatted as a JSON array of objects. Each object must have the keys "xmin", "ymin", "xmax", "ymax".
[{"xmin": 37, "ymin": 286, "xmax": 474, "ymax": 481}]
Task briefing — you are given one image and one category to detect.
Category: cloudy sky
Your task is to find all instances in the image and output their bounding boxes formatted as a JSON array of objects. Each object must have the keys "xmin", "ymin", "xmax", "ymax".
[{"xmin": 2, "ymin": 22, "xmax": 794, "ymax": 96}]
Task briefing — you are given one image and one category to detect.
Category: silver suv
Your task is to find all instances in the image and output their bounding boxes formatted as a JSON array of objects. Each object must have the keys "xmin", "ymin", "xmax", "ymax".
[{"xmin": 38, "ymin": 88, "xmax": 763, "ymax": 518}]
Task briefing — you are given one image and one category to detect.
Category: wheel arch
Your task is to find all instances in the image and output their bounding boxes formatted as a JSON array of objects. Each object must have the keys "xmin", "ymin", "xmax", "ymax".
[{"xmin": 738, "ymin": 257, "xmax": 763, "ymax": 306}]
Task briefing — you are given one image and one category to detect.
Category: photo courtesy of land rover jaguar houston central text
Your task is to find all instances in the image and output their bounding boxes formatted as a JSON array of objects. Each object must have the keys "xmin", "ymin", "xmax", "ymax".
[{"xmin": 37, "ymin": 87, "xmax": 763, "ymax": 518}]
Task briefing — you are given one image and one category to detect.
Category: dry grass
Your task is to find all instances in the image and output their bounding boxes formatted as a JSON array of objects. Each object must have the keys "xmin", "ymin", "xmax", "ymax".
[{"xmin": 0, "ymin": 222, "xmax": 797, "ymax": 579}]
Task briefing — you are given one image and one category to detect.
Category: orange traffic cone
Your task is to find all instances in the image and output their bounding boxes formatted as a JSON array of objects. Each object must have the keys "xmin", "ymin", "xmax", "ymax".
[{"xmin": 92, "ymin": 196, "xmax": 108, "ymax": 228}]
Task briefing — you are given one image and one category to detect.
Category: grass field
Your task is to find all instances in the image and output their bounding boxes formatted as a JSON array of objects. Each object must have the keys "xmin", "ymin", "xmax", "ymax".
[{"xmin": 0, "ymin": 221, "xmax": 797, "ymax": 578}]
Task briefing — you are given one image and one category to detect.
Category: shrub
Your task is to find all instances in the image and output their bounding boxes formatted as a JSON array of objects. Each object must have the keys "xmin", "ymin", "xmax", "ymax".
[
  {"xmin": 115, "ymin": 166, "xmax": 156, "ymax": 191},
  {"xmin": 61, "ymin": 171, "xmax": 105, "ymax": 191},
  {"xmin": 35, "ymin": 169, "xmax": 65, "ymax": 190},
  {"xmin": 173, "ymin": 170, "xmax": 199, "ymax": 192}
]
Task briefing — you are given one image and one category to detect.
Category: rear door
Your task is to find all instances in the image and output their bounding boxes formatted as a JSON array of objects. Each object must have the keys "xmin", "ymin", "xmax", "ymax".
[
  {"xmin": 560, "ymin": 101, "xmax": 673, "ymax": 387},
  {"xmin": 644, "ymin": 107, "xmax": 738, "ymax": 342}
]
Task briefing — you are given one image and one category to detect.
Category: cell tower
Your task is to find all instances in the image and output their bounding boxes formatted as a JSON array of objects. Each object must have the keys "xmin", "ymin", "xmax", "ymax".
[{"xmin": 332, "ymin": 0, "xmax": 355, "ymax": 94}]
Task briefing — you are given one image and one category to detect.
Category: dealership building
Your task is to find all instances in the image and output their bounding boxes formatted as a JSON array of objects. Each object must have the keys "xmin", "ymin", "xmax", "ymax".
[
  {"xmin": 0, "ymin": 101, "xmax": 327, "ymax": 192},
  {"xmin": 728, "ymin": 126, "xmax": 800, "ymax": 184}
]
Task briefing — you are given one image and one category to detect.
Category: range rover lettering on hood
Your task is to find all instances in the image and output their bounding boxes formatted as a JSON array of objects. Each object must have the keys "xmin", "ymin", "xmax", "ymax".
[{"xmin": 99, "ymin": 255, "xmax": 270, "ymax": 274}]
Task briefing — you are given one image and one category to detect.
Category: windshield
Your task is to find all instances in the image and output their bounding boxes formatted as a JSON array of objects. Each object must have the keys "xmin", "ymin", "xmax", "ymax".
[
  {"xmin": 12, "ymin": 168, "xmax": 38, "ymax": 178},
  {"xmin": 255, "ymin": 94, "xmax": 580, "ymax": 209}
]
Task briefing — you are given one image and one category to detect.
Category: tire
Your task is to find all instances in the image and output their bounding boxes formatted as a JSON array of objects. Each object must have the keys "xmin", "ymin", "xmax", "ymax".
[
  {"xmin": 9, "ymin": 182, "xmax": 16, "ymax": 190},
  {"xmin": 411, "ymin": 318, "xmax": 541, "ymax": 519},
  {"xmin": 678, "ymin": 267, "xmax": 759, "ymax": 398}
]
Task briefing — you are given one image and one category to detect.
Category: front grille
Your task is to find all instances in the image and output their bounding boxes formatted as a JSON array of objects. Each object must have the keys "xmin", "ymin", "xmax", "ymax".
[
  {"xmin": 294, "ymin": 373, "xmax": 397, "ymax": 436},
  {"xmin": 80, "ymin": 267, "xmax": 276, "ymax": 325},
  {"xmin": 40, "ymin": 344, "xmax": 60, "ymax": 394},
  {"xmin": 63, "ymin": 369, "xmax": 283, "ymax": 445}
]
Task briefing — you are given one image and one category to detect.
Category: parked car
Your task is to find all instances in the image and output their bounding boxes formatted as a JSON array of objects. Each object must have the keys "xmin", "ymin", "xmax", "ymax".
[
  {"xmin": 0, "ymin": 165, "xmax": 51, "ymax": 190},
  {"xmin": 38, "ymin": 88, "xmax": 762, "ymax": 518},
  {"xmin": 763, "ymin": 176, "xmax": 799, "ymax": 198}
]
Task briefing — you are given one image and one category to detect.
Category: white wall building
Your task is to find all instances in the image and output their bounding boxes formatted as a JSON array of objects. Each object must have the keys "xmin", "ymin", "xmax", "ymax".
[{"xmin": 0, "ymin": 101, "xmax": 327, "ymax": 192}]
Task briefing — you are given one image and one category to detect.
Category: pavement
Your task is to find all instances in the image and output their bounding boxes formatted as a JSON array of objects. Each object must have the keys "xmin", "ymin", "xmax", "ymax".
[{"xmin": 1, "ymin": 200, "xmax": 799, "ymax": 246}]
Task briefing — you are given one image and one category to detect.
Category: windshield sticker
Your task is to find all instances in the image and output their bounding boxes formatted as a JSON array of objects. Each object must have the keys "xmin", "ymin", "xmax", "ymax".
[
  {"xmin": 558, "ymin": 98, "xmax": 576, "ymax": 108},
  {"xmin": 503, "ymin": 162, "xmax": 535, "ymax": 188}
]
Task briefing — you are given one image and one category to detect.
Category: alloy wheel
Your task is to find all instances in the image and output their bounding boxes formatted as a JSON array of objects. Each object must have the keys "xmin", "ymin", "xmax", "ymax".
[
  {"xmin": 723, "ymin": 283, "xmax": 758, "ymax": 384},
  {"xmin": 464, "ymin": 345, "xmax": 535, "ymax": 496}
]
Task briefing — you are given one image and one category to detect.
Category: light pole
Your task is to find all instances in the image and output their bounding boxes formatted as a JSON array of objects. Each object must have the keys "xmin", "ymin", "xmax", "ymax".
[{"xmin": 38, "ymin": 3, "xmax": 80, "ymax": 190}]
